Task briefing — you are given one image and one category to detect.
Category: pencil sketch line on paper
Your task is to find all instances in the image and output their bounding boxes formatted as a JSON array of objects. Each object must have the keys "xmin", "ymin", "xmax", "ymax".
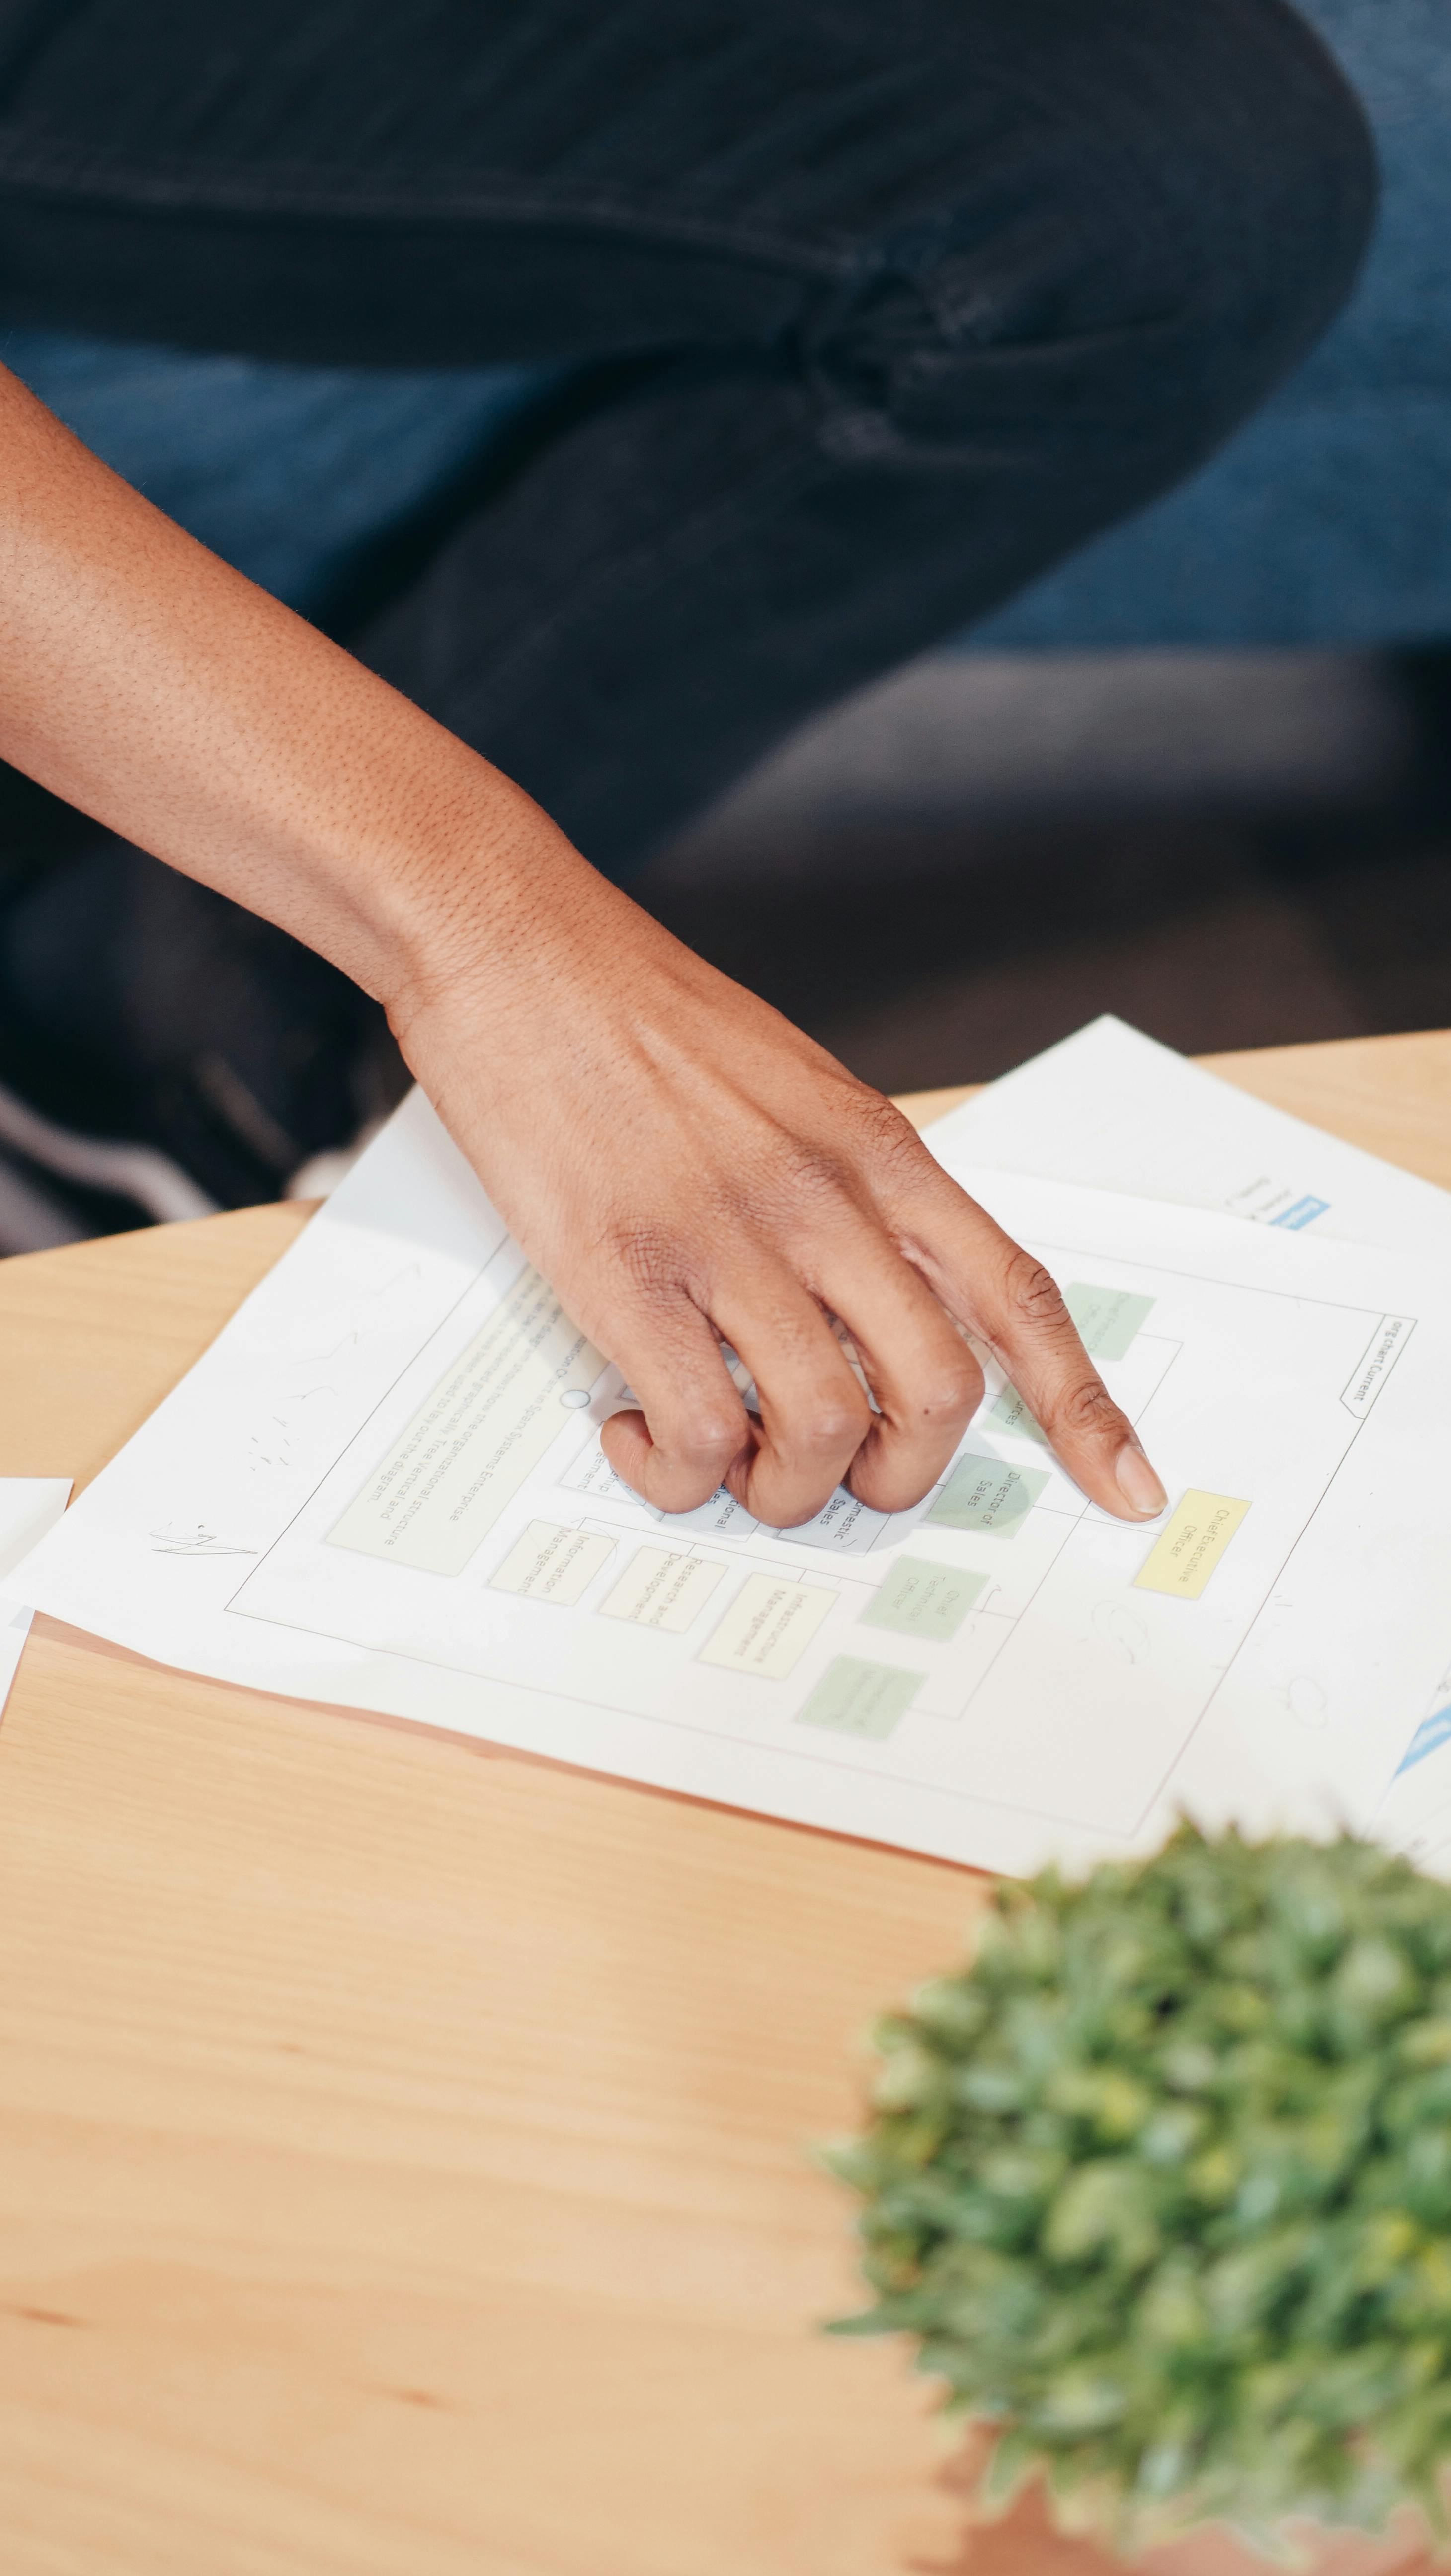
[{"xmin": 149, "ymin": 1524, "xmax": 258, "ymax": 1558}]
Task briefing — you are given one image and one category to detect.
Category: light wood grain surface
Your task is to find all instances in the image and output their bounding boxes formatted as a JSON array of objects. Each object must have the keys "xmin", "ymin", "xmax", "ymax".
[{"xmin": 1, "ymin": 1031, "xmax": 1448, "ymax": 2576}]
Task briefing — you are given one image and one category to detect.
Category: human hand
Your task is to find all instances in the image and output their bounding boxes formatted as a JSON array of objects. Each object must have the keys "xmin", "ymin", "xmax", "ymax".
[
  {"xmin": 0, "ymin": 359, "xmax": 1154, "ymax": 1534},
  {"xmin": 392, "ymin": 810, "xmax": 1168, "ymax": 1533}
]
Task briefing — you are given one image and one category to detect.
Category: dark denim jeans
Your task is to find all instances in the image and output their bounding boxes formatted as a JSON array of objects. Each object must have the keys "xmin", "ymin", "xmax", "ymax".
[{"xmin": 0, "ymin": 0, "xmax": 1374, "ymax": 875}]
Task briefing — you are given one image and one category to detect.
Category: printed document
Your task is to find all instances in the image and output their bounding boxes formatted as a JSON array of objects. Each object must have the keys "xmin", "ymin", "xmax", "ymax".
[
  {"xmin": 0, "ymin": 1479, "xmax": 71, "ymax": 1726},
  {"xmin": 932, "ymin": 1015, "xmax": 1451, "ymax": 1256},
  {"xmin": 942, "ymin": 1019, "xmax": 1451, "ymax": 1864},
  {"xmin": 10, "ymin": 1037, "xmax": 1451, "ymax": 1877}
]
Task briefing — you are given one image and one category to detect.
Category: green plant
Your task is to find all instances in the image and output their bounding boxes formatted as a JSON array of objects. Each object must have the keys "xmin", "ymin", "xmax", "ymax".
[{"xmin": 826, "ymin": 1825, "xmax": 1451, "ymax": 2561}]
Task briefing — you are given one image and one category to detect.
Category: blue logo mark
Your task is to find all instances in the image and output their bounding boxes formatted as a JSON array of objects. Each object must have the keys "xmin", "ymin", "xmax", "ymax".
[{"xmin": 1395, "ymin": 1705, "xmax": 1451, "ymax": 1777}]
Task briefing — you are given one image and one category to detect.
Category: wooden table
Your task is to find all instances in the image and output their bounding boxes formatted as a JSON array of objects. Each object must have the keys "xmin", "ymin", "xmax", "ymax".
[{"xmin": 2, "ymin": 1031, "xmax": 1449, "ymax": 2576}]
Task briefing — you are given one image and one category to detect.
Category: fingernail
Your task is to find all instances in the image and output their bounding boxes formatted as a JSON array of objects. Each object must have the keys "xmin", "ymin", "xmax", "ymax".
[{"xmin": 1115, "ymin": 1441, "xmax": 1168, "ymax": 1518}]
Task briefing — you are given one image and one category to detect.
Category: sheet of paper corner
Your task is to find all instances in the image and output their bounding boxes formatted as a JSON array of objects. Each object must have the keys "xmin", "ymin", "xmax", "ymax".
[
  {"xmin": 926, "ymin": 1017, "xmax": 1451, "ymax": 1863},
  {"xmin": 0, "ymin": 1479, "xmax": 71, "ymax": 1727},
  {"xmin": 7, "ymin": 1015, "xmax": 1450, "ymax": 1873}
]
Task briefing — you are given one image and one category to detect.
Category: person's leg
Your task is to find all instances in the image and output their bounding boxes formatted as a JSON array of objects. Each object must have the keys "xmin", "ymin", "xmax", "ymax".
[{"xmin": 0, "ymin": 0, "xmax": 1376, "ymax": 875}]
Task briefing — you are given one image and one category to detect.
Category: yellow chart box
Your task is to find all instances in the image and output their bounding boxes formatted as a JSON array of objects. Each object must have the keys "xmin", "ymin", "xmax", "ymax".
[{"xmin": 1134, "ymin": 1490, "xmax": 1251, "ymax": 1601}]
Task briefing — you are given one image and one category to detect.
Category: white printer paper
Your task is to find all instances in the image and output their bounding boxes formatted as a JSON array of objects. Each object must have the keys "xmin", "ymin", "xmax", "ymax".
[
  {"xmin": 940, "ymin": 1018, "xmax": 1451, "ymax": 1847},
  {"xmin": 10, "ymin": 1066, "xmax": 1451, "ymax": 1877},
  {"xmin": 929, "ymin": 1015, "xmax": 1451, "ymax": 1256},
  {"xmin": 0, "ymin": 1479, "xmax": 71, "ymax": 1725}
]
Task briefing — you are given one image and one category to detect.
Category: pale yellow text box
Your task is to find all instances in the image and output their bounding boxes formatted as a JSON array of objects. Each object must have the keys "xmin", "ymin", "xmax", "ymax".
[
  {"xmin": 489, "ymin": 1520, "xmax": 614, "ymax": 1606},
  {"xmin": 699, "ymin": 1573, "xmax": 835, "ymax": 1679},
  {"xmin": 327, "ymin": 1266, "xmax": 603, "ymax": 1576},
  {"xmin": 1134, "ymin": 1490, "xmax": 1251, "ymax": 1602},
  {"xmin": 599, "ymin": 1547, "xmax": 725, "ymax": 1634}
]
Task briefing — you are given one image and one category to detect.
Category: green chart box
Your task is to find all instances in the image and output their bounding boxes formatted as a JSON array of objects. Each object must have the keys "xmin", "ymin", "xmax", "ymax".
[
  {"xmin": 861, "ymin": 1557, "xmax": 987, "ymax": 1643},
  {"xmin": 989, "ymin": 1384, "xmax": 1048, "ymax": 1445},
  {"xmin": 1064, "ymin": 1281, "xmax": 1156, "ymax": 1361},
  {"xmin": 927, "ymin": 1453, "xmax": 1048, "ymax": 1539},
  {"xmin": 796, "ymin": 1657, "xmax": 921, "ymax": 1742}
]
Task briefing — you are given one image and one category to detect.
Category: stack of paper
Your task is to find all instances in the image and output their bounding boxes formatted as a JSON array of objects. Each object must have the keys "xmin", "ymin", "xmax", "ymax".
[
  {"xmin": 9, "ymin": 1020, "xmax": 1451, "ymax": 1877},
  {"xmin": 0, "ymin": 1479, "xmax": 71, "ymax": 1726}
]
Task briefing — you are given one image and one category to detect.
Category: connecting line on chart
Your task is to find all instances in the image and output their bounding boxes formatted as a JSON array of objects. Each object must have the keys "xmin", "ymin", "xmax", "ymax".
[
  {"xmin": 1129, "ymin": 1334, "xmax": 1184, "ymax": 1431},
  {"xmin": 949, "ymin": 1490, "xmax": 1094, "ymax": 1723},
  {"xmin": 221, "ymin": 1253, "xmax": 500, "ymax": 1604},
  {"xmin": 941, "ymin": 1337, "xmax": 1184, "ymax": 1725},
  {"xmin": 1126, "ymin": 1373, "xmax": 1400, "ymax": 1838}
]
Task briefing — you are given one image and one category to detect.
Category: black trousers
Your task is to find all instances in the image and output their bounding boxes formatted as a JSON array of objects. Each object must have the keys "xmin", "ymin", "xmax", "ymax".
[{"xmin": 0, "ymin": 0, "xmax": 1374, "ymax": 875}]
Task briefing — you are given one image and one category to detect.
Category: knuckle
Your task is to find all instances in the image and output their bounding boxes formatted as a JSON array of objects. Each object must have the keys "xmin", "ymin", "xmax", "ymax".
[
  {"xmin": 1051, "ymin": 1375, "xmax": 1124, "ymax": 1441},
  {"xmin": 851, "ymin": 1091, "xmax": 930, "ymax": 1179},
  {"xmin": 674, "ymin": 1413, "xmax": 745, "ymax": 1463},
  {"xmin": 1003, "ymin": 1251, "xmax": 1071, "ymax": 1334},
  {"xmin": 604, "ymin": 1222, "xmax": 694, "ymax": 1302},
  {"xmin": 774, "ymin": 1138, "xmax": 855, "ymax": 1219},
  {"xmin": 916, "ymin": 1360, "xmax": 983, "ymax": 1426},
  {"xmin": 794, "ymin": 1398, "xmax": 870, "ymax": 1454}
]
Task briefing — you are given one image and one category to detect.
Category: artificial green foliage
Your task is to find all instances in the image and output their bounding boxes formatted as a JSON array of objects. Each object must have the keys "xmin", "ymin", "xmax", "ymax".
[{"xmin": 826, "ymin": 1826, "xmax": 1451, "ymax": 2560}]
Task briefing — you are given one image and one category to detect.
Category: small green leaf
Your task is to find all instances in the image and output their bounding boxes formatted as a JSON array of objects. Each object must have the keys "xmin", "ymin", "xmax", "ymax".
[{"xmin": 825, "ymin": 1824, "xmax": 1451, "ymax": 2558}]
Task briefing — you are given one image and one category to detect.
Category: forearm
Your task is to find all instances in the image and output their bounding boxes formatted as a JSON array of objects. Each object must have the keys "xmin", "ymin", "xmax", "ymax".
[
  {"xmin": 0, "ymin": 358, "xmax": 1165, "ymax": 1532},
  {"xmin": 0, "ymin": 358, "xmax": 605, "ymax": 1033}
]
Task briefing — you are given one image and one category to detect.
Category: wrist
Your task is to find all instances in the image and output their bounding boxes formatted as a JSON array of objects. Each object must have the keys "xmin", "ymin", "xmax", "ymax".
[
  {"xmin": 355, "ymin": 767, "xmax": 585, "ymax": 1022},
  {"xmin": 372, "ymin": 775, "xmax": 645, "ymax": 1087}
]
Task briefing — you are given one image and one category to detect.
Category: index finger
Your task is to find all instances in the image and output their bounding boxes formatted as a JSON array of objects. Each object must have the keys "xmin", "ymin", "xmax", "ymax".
[{"xmin": 892, "ymin": 1179, "xmax": 1168, "ymax": 1522}]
